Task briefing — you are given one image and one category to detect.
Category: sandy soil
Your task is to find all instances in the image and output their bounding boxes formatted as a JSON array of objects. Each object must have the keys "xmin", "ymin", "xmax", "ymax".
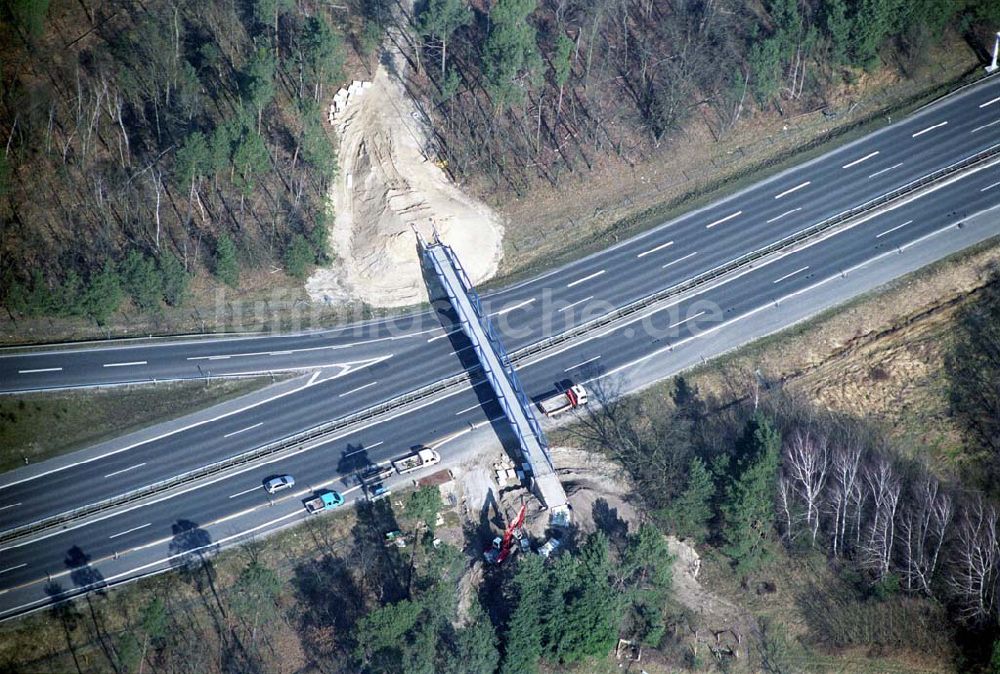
[{"xmin": 306, "ymin": 59, "xmax": 504, "ymax": 307}]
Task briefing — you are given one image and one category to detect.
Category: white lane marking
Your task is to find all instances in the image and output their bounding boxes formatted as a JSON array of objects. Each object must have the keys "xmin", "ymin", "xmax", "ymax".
[
  {"xmin": 455, "ymin": 403, "xmax": 482, "ymax": 415},
  {"xmin": 912, "ymin": 121, "xmax": 948, "ymax": 137},
  {"xmin": 223, "ymin": 422, "xmax": 264, "ymax": 439},
  {"xmin": 17, "ymin": 368, "xmax": 62, "ymax": 374},
  {"xmin": 869, "ymin": 162, "xmax": 904, "ymax": 179},
  {"xmin": 636, "ymin": 240, "xmax": 674, "ymax": 258},
  {"xmin": 704, "ymin": 211, "xmax": 742, "ymax": 229},
  {"xmin": 557, "ymin": 296, "xmax": 594, "ymax": 313},
  {"xmin": 981, "ymin": 181, "xmax": 1000, "ymax": 192},
  {"xmin": 102, "ymin": 361, "xmax": 147, "ymax": 368},
  {"xmin": 668, "ymin": 311, "xmax": 707, "ymax": 329},
  {"xmin": 566, "ymin": 269, "xmax": 606, "ymax": 288},
  {"xmin": 979, "ymin": 96, "xmax": 1000, "ymax": 108},
  {"xmin": 0, "ymin": 564, "xmax": 26, "ymax": 575},
  {"xmin": 489, "ymin": 298, "xmax": 535, "ymax": 317},
  {"xmin": 268, "ymin": 351, "xmax": 293, "ymax": 356},
  {"xmin": 338, "ymin": 381, "xmax": 378, "ymax": 398},
  {"xmin": 103, "ymin": 463, "xmax": 147, "ymax": 479},
  {"xmin": 773, "ymin": 265, "xmax": 809, "ymax": 284},
  {"xmin": 876, "ymin": 220, "xmax": 914, "ymax": 238},
  {"xmin": 972, "ymin": 120, "xmax": 1000, "ymax": 134},
  {"xmin": 229, "ymin": 485, "xmax": 262, "ymax": 499},
  {"xmin": 662, "ymin": 251, "xmax": 698, "ymax": 269},
  {"xmin": 564, "ymin": 356, "xmax": 601, "ymax": 372},
  {"xmin": 108, "ymin": 523, "xmax": 151, "ymax": 540},
  {"xmin": 0, "ymin": 503, "xmax": 21, "ymax": 512},
  {"xmin": 766, "ymin": 208, "xmax": 802, "ymax": 224},
  {"xmin": 307, "ymin": 371, "xmax": 320, "ymax": 386},
  {"xmin": 0, "ymin": 354, "xmax": 393, "ymax": 493},
  {"xmin": 0, "ymin": 358, "xmax": 473, "ymax": 555},
  {"xmin": 427, "ymin": 328, "xmax": 461, "ymax": 343},
  {"xmin": 774, "ymin": 181, "xmax": 811, "ymax": 199},
  {"xmin": 841, "ymin": 151, "xmax": 880, "ymax": 169},
  {"xmin": 343, "ymin": 441, "xmax": 385, "ymax": 456}
]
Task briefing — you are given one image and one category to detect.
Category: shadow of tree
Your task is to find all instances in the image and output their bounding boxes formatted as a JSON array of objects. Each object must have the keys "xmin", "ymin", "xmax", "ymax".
[
  {"xmin": 45, "ymin": 582, "xmax": 84, "ymax": 674},
  {"xmin": 350, "ymin": 500, "xmax": 406, "ymax": 604},
  {"xmin": 64, "ymin": 547, "xmax": 119, "ymax": 672},
  {"xmin": 167, "ymin": 519, "xmax": 227, "ymax": 625},
  {"xmin": 292, "ymin": 553, "xmax": 366, "ymax": 671},
  {"xmin": 592, "ymin": 497, "xmax": 629, "ymax": 547}
]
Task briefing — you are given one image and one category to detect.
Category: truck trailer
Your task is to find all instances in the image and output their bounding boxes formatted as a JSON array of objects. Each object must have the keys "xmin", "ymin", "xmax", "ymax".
[{"xmin": 537, "ymin": 384, "xmax": 589, "ymax": 417}]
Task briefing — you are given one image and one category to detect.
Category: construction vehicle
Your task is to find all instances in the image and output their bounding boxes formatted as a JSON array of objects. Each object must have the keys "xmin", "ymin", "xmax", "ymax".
[
  {"xmin": 303, "ymin": 489, "xmax": 344, "ymax": 514},
  {"xmin": 392, "ymin": 447, "xmax": 441, "ymax": 475},
  {"xmin": 484, "ymin": 503, "xmax": 527, "ymax": 565},
  {"xmin": 537, "ymin": 384, "xmax": 589, "ymax": 417}
]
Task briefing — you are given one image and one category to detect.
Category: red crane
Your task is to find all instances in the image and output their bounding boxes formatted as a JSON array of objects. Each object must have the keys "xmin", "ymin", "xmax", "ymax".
[{"xmin": 484, "ymin": 503, "xmax": 527, "ymax": 565}]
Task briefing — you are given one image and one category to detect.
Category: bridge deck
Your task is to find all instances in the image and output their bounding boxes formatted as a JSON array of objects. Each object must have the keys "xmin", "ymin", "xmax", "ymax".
[{"xmin": 421, "ymin": 237, "xmax": 568, "ymax": 514}]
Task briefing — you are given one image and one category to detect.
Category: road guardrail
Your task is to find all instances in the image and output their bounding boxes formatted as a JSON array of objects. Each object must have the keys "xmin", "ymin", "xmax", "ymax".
[{"xmin": 3, "ymin": 142, "xmax": 997, "ymax": 545}]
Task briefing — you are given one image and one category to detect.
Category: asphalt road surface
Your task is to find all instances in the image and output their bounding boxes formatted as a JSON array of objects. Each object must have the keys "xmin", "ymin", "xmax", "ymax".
[{"xmin": 0, "ymin": 74, "xmax": 998, "ymax": 619}]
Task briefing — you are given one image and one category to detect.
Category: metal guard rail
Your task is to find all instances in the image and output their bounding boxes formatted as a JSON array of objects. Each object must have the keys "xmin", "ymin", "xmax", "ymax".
[
  {"xmin": 0, "ymin": 368, "xmax": 477, "ymax": 543},
  {"xmin": 4, "ymin": 143, "xmax": 997, "ymax": 544},
  {"xmin": 506, "ymin": 142, "xmax": 1000, "ymax": 363}
]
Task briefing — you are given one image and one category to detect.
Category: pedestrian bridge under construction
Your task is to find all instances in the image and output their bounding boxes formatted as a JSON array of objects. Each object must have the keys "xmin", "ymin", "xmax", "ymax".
[{"xmin": 418, "ymin": 231, "xmax": 569, "ymax": 521}]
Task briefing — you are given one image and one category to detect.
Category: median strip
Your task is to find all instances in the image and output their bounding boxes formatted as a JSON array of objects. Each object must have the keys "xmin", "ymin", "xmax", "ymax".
[{"xmin": 3, "ymin": 142, "xmax": 998, "ymax": 548}]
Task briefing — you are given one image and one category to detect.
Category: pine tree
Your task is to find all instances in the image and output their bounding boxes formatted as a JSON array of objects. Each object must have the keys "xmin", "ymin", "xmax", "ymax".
[
  {"xmin": 159, "ymin": 252, "xmax": 189, "ymax": 306},
  {"xmin": 214, "ymin": 233, "xmax": 240, "ymax": 287},
  {"xmin": 722, "ymin": 414, "xmax": 781, "ymax": 574},
  {"xmin": 121, "ymin": 250, "xmax": 162, "ymax": 312},
  {"xmin": 824, "ymin": 0, "xmax": 851, "ymax": 66},
  {"xmin": 555, "ymin": 532, "xmax": 619, "ymax": 663},
  {"xmin": 483, "ymin": 0, "xmax": 542, "ymax": 111},
  {"xmin": 301, "ymin": 16, "xmax": 344, "ymax": 99},
  {"xmin": 83, "ymin": 261, "xmax": 124, "ymax": 325},
  {"xmin": 662, "ymin": 457, "xmax": 716, "ymax": 542},
  {"xmin": 284, "ymin": 234, "xmax": 315, "ymax": 280},
  {"xmin": 418, "ymin": 0, "xmax": 472, "ymax": 77},
  {"xmin": 500, "ymin": 554, "xmax": 547, "ymax": 674},
  {"xmin": 175, "ymin": 131, "xmax": 210, "ymax": 192},
  {"xmin": 444, "ymin": 601, "xmax": 499, "ymax": 674}
]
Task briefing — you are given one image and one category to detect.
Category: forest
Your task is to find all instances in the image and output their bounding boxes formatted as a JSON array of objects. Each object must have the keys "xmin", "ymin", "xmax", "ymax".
[
  {"xmin": 0, "ymin": 0, "xmax": 347, "ymax": 323},
  {"xmin": 1, "ymin": 0, "xmax": 998, "ymax": 324},
  {"xmin": 572, "ymin": 266, "xmax": 1000, "ymax": 670}
]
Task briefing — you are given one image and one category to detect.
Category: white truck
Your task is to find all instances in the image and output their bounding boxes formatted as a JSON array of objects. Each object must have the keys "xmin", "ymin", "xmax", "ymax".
[
  {"xmin": 537, "ymin": 384, "xmax": 588, "ymax": 417},
  {"xmin": 392, "ymin": 447, "xmax": 441, "ymax": 475}
]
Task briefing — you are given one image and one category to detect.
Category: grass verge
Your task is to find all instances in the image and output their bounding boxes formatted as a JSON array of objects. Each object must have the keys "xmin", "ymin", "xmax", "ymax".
[{"xmin": 0, "ymin": 378, "xmax": 280, "ymax": 473}]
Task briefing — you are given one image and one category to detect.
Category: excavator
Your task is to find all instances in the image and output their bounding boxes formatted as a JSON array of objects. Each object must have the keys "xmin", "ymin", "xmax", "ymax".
[{"xmin": 484, "ymin": 503, "xmax": 528, "ymax": 565}]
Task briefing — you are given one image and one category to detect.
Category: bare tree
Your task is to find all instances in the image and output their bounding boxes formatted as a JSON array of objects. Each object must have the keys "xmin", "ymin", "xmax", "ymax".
[
  {"xmin": 861, "ymin": 458, "xmax": 901, "ymax": 580},
  {"xmin": 777, "ymin": 475, "xmax": 796, "ymax": 542},
  {"xmin": 948, "ymin": 497, "xmax": 1000, "ymax": 623},
  {"xmin": 828, "ymin": 442, "xmax": 863, "ymax": 558},
  {"xmin": 784, "ymin": 431, "xmax": 829, "ymax": 547},
  {"xmin": 899, "ymin": 477, "xmax": 953, "ymax": 595}
]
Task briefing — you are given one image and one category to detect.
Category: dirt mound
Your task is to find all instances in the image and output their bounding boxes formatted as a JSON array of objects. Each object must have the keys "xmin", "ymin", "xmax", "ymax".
[{"xmin": 306, "ymin": 62, "xmax": 504, "ymax": 307}]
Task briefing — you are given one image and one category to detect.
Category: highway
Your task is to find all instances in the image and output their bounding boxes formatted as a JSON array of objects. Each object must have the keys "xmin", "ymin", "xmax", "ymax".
[{"xmin": 0, "ymin": 75, "xmax": 998, "ymax": 618}]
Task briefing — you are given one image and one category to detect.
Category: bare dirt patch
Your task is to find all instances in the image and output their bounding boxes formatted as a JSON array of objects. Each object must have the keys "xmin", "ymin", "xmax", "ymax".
[{"xmin": 306, "ymin": 60, "xmax": 504, "ymax": 308}]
